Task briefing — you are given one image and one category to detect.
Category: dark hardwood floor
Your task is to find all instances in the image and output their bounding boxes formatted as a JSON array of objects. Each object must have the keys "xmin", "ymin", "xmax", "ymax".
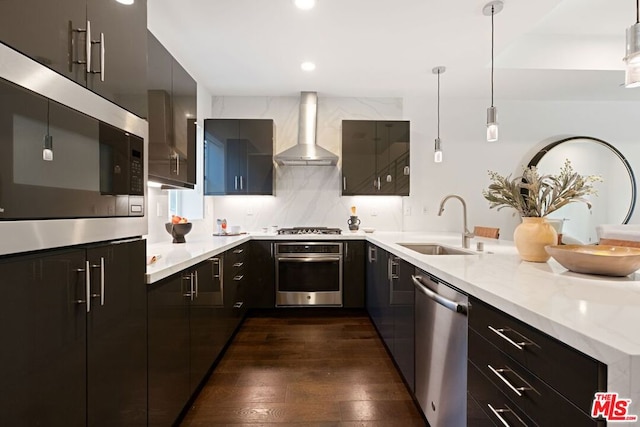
[{"xmin": 180, "ymin": 309, "xmax": 426, "ymax": 426}]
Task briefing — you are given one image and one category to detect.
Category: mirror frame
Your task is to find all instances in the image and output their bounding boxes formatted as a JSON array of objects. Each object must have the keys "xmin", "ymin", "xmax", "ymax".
[{"xmin": 527, "ymin": 135, "xmax": 637, "ymax": 224}]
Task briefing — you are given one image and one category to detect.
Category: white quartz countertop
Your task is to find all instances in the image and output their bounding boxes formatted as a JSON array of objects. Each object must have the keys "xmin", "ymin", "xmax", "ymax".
[{"xmin": 146, "ymin": 230, "xmax": 640, "ymax": 412}]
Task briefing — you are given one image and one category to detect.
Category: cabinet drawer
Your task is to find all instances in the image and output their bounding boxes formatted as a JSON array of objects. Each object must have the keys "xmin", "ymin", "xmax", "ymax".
[
  {"xmin": 468, "ymin": 361, "xmax": 536, "ymax": 427},
  {"xmin": 469, "ymin": 298, "xmax": 606, "ymax": 412},
  {"xmin": 469, "ymin": 329, "xmax": 601, "ymax": 427}
]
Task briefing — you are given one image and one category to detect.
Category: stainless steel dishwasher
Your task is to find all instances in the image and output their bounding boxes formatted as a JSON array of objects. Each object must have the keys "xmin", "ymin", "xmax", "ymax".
[{"xmin": 412, "ymin": 270, "xmax": 468, "ymax": 427}]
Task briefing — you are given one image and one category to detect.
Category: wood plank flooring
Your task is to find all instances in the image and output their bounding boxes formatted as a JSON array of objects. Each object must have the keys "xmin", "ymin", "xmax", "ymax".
[{"xmin": 180, "ymin": 309, "xmax": 426, "ymax": 426}]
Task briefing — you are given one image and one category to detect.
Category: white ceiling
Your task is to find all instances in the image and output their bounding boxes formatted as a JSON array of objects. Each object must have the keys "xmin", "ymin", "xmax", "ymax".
[{"xmin": 148, "ymin": 0, "xmax": 640, "ymax": 101}]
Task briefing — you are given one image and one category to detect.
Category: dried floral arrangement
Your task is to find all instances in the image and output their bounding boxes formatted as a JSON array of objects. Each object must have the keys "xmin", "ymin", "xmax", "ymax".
[{"xmin": 482, "ymin": 159, "xmax": 602, "ymax": 217}]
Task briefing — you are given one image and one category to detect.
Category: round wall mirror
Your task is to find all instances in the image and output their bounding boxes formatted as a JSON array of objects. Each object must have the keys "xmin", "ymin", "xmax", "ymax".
[{"xmin": 528, "ymin": 136, "xmax": 637, "ymax": 245}]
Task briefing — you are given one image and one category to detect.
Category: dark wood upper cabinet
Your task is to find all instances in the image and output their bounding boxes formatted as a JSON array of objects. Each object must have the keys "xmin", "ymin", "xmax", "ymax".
[
  {"xmin": 342, "ymin": 120, "xmax": 410, "ymax": 196},
  {"xmin": 204, "ymin": 118, "xmax": 274, "ymax": 195},
  {"xmin": 0, "ymin": 0, "xmax": 148, "ymax": 118},
  {"xmin": 147, "ymin": 31, "xmax": 197, "ymax": 189}
]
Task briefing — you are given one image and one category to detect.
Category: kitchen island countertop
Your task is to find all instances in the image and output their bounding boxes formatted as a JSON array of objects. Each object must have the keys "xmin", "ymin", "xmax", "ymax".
[{"xmin": 147, "ymin": 230, "xmax": 640, "ymax": 414}]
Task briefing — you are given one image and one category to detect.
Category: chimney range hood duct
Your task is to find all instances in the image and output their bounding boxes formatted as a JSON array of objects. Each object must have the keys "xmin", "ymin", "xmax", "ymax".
[{"xmin": 274, "ymin": 91, "xmax": 339, "ymax": 166}]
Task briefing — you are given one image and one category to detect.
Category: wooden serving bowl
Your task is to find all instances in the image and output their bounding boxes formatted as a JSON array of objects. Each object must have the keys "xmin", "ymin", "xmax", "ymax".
[{"xmin": 545, "ymin": 244, "xmax": 640, "ymax": 277}]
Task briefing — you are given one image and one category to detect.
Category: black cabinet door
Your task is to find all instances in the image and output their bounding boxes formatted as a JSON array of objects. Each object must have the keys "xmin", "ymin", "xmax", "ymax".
[
  {"xmin": 366, "ymin": 244, "xmax": 392, "ymax": 346},
  {"xmin": 148, "ymin": 274, "xmax": 190, "ymax": 427},
  {"xmin": 376, "ymin": 121, "xmax": 410, "ymax": 196},
  {"xmin": 0, "ymin": 248, "xmax": 87, "ymax": 426},
  {"xmin": 225, "ymin": 138, "xmax": 248, "ymax": 194},
  {"xmin": 249, "ymin": 241, "xmax": 275, "ymax": 308},
  {"xmin": 86, "ymin": 239, "xmax": 147, "ymax": 427},
  {"xmin": 204, "ymin": 119, "xmax": 274, "ymax": 195},
  {"xmin": 147, "ymin": 31, "xmax": 174, "ymax": 183},
  {"xmin": 343, "ymin": 240, "xmax": 365, "ymax": 308},
  {"xmin": 241, "ymin": 119, "xmax": 274, "ymax": 194},
  {"xmin": 171, "ymin": 57, "xmax": 197, "ymax": 184},
  {"xmin": 342, "ymin": 120, "xmax": 377, "ymax": 195},
  {"xmin": 204, "ymin": 119, "xmax": 237, "ymax": 195},
  {"xmin": 0, "ymin": 0, "xmax": 86, "ymax": 83},
  {"xmin": 147, "ymin": 30, "xmax": 196, "ymax": 188},
  {"xmin": 190, "ymin": 257, "xmax": 226, "ymax": 393},
  {"xmin": 86, "ymin": 0, "xmax": 147, "ymax": 117},
  {"xmin": 391, "ymin": 256, "xmax": 415, "ymax": 391},
  {"xmin": 342, "ymin": 120, "xmax": 410, "ymax": 196}
]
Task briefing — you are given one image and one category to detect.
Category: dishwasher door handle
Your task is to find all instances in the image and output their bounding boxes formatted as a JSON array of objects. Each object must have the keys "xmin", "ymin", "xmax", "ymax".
[{"xmin": 412, "ymin": 275, "xmax": 467, "ymax": 315}]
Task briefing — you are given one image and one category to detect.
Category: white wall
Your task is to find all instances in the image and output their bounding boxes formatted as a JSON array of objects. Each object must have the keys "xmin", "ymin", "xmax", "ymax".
[{"xmin": 402, "ymin": 96, "xmax": 640, "ymax": 242}]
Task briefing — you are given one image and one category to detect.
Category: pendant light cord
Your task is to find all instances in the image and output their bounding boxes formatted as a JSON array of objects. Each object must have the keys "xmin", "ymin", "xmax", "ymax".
[
  {"xmin": 491, "ymin": 5, "xmax": 495, "ymax": 107},
  {"xmin": 437, "ymin": 70, "xmax": 440, "ymax": 138},
  {"xmin": 636, "ymin": 0, "xmax": 639, "ymax": 24}
]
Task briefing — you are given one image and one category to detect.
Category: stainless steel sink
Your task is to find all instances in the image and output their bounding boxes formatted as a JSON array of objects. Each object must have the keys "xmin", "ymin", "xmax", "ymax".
[{"xmin": 397, "ymin": 243, "xmax": 474, "ymax": 255}]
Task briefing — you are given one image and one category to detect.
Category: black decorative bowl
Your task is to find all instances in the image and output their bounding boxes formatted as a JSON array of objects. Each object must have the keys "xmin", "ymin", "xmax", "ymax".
[{"xmin": 165, "ymin": 222, "xmax": 192, "ymax": 243}]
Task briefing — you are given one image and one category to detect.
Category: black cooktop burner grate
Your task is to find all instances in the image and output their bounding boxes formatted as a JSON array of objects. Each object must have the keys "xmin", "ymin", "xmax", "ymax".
[{"xmin": 277, "ymin": 227, "xmax": 342, "ymax": 235}]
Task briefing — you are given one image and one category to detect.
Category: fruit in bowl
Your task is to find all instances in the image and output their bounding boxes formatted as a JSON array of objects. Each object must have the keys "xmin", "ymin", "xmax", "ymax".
[
  {"xmin": 171, "ymin": 215, "xmax": 189, "ymax": 224},
  {"xmin": 165, "ymin": 220, "xmax": 192, "ymax": 243}
]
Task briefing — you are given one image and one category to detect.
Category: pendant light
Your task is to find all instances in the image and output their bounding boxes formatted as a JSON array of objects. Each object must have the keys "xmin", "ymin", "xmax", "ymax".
[
  {"xmin": 432, "ymin": 66, "xmax": 446, "ymax": 163},
  {"xmin": 625, "ymin": 0, "xmax": 640, "ymax": 88},
  {"xmin": 483, "ymin": 1, "xmax": 503, "ymax": 142}
]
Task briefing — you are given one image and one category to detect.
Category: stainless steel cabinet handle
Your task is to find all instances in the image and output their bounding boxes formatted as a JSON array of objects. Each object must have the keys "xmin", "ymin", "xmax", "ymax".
[
  {"xmin": 487, "ymin": 404, "xmax": 528, "ymax": 427},
  {"xmin": 69, "ymin": 21, "xmax": 89, "ymax": 70},
  {"xmin": 343, "ymin": 176, "xmax": 347, "ymax": 191},
  {"xmin": 389, "ymin": 258, "xmax": 399, "ymax": 280},
  {"xmin": 412, "ymin": 275, "xmax": 467, "ymax": 315},
  {"xmin": 377, "ymin": 177, "xmax": 381, "ymax": 190},
  {"xmin": 488, "ymin": 326, "xmax": 533, "ymax": 351},
  {"xmin": 233, "ymin": 262, "xmax": 244, "ymax": 267},
  {"xmin": 277, "ymin": 256, "xmax": 340, "ymax": 263},
  {"xmin": 90, "ymin": 32, "xmax": 105, "ymax": 81},
  {"xmin": 235, "ymin": 176, "xmax": 238, "ymax": 190},
  {"xmin": 233, "ymin": 275, "xmax": 244, "ymax": 281},
  {"xmin": 74, "ymin": 266, "xmax": 88, "ymax": 306},
  {"xmin": 182, "ymin": 273, "xmax": 194, "ymax": 300},
  {"xmin": 368, "ymin": 245, "xmax": 377, "ymax": 263},
  {"xmin": 175, "ymin": 152, "xmax": 180, "ymax": 176},
  {"xmin": 209, "ymin": 257, "xmax": 221, "ymax": 278},
  {"xmin": 194, "ymin": 271, "xmax": 199, "ymax": 298},
  {"xmin": 85, "ymin": 261, "xmax": 91, "ymax": 312},
  {"xmin": 233, "ymin": 302, "xmax": 243, "ymax": 309},
  {"xmin": 240, "ymin": 175, "xmax": 244, "ymax": 190},
  {"xmin": 86, "ymin": 21, "xmax": 92, "ymax": 76},
  {"xmin": 90, "ymin": 257, "xmax": 105, "ymax": 305},
  {"xmin": 487, "ymin": 365, "xmax": 534, "ymax": 397},
  {"xmin": 233, "ymin": 248, "xmax": 244, "ymax": 254}
]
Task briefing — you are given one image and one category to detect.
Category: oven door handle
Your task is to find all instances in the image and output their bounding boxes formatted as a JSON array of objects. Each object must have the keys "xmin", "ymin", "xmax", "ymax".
[{"xmin": 277, "ymin": 256, "xmax": 341, "ymax": 263}]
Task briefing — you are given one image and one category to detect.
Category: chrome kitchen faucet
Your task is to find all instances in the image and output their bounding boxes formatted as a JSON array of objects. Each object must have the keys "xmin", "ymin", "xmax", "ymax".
[{"xmin": 438, "ymin": 194, "xmax": 474, "ymax": 249}]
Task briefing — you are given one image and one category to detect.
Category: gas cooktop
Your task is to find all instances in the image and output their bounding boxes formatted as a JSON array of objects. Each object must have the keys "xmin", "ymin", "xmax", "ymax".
[{"xmin": 277, "ymin": 227, "xmax": 342, "ymax": 235}]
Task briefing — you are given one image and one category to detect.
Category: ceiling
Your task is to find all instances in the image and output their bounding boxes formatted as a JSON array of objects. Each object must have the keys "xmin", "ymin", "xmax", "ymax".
[{"xmin": 148, "ymin": 0, "xmax": 640, "ymax": 101}]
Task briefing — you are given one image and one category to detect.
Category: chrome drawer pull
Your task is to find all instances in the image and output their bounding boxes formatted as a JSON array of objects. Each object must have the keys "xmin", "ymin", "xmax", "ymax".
[
  {"xmin": 488, "ymin": 326, "xmax": 531, "ymax": 350},
  {"xmin": 487, "ymin": 365, "xmax": 534, "ymax": 397},
  {"xmin": 233, "ymin": 302, "xmax": 243, "ymax": 308},
  {"xmin": 487, "ymin": 403, "xmax": 528, "ymax": 426},
  {"xmin": 233, "ymin": 262, "xmax": 244, "ymax": 267},
  {"xmin": 233, "ymin": 248, "xmax": 244, "ymax": 254},
  {"xmin": 233, "ymin": 275, "xmax": 244, "ymax": 281},
  {"xmin": 487, "ymin": 404, "xmax": 511, "ymax": 427}
]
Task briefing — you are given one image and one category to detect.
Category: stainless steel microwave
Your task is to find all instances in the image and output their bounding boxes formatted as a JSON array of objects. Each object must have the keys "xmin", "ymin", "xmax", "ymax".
[{"xmin": 0, "ymin": 43, "xmax": 148, "ymax": 256}]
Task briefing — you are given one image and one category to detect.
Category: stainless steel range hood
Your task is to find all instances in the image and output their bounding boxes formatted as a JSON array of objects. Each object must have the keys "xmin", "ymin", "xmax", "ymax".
[{"xmin": 274, "ymin": 91, "xmax": 339, "ymax": 166}]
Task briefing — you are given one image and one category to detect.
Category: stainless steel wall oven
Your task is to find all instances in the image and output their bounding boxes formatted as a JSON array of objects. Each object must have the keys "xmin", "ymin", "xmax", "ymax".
[
  {"xmin": 275, "ymin": 242, "xmax": 343, "ymax": 307},
  {"xmin": 0, "ymin": 43, "xmax": 148, "ymax": 256}
]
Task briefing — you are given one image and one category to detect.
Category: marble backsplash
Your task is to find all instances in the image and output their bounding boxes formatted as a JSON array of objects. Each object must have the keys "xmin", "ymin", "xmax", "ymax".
[{"xmin": 205, "ymin": 95, "xmax": 406, "ymax": 234}]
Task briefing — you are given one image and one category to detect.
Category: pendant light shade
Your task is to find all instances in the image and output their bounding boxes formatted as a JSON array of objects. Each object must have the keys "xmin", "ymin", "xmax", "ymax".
[
  {"xmin": 624, "ymin": 0, "xmax": 640, "ymax": 88},
  {"xmin": 483, "ymin": 1, "xmax": 503, "ymax": 142},
  {"xmin": 432, "ymin": 66, "xmax": 446, "ymax": 163}
]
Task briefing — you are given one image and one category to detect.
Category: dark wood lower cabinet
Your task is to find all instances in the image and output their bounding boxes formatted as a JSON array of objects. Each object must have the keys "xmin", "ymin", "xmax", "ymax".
[
  {"xmin": 249, "ymin": 241, "xmax": 276, "ymax": 309},
  {"xmin": 343, "ymin": 240, "xmax": 365, "ymax": 308},
  {"xmin": 0, "ymin": 239, "xmax": 146, "ymax": 427}
]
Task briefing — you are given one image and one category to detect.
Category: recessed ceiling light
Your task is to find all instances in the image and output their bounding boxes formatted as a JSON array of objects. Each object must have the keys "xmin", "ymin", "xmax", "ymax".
[
  {"xmin": 300, "ymin": 61, "xmax": 316, "ymax": 72},
  {"xmin": 294, "ymin": 0, "xmax": 316, "ymax": 10},
  {"xmin": 116, "ymin": 0, "xmax": 134, "ymax": 4}
]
